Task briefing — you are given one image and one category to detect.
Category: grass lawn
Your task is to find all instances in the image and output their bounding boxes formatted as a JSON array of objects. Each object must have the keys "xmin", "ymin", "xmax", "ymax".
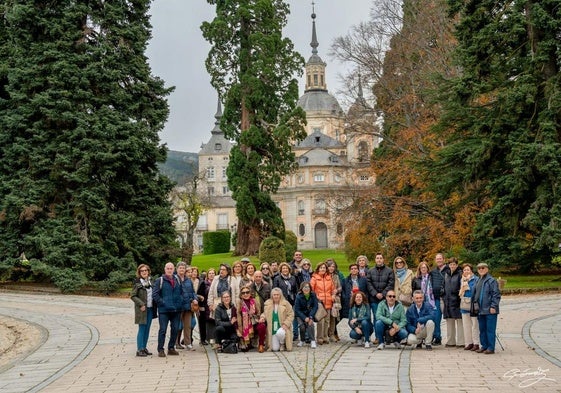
[
  {"xmin": 191, "ymin": 249, "xmax": 349, "ymax": 272},
  {"xmin": 499, "ymin": 274, "xmax": 561, "ymax": 290}
]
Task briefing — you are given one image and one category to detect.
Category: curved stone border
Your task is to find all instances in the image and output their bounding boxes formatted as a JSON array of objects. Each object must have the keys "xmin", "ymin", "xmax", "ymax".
[
  {"xmin": 0, "ymin": 307, "xmax": 99, "ymax": 393},
  {"xmin": 0, "ymin": 314, "xmax": 48, "ymax": 373},
  {"xmin": 522, "ymin": 313, "xmax": 561, "ymax": 369}
]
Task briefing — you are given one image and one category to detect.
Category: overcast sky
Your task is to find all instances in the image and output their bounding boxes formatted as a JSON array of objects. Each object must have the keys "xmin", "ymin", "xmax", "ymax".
[{"xmin": 146, "ymin": 0, "xmax": 373, "ymax": 153}]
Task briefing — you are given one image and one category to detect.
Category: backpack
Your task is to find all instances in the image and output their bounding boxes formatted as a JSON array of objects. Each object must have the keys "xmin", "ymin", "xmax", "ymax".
[{"xmin": 221, "ymin": 339, "xmax": 238, "ymax": 354}]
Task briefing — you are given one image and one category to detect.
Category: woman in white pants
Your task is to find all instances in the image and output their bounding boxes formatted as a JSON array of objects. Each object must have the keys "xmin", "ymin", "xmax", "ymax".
[
  {"xmin": 459, "ymin": 263, "xmax": 480, "ymax": 351},
  {"xmin": 263, "ymin": 287, "xmax": 294, "ymax": 351}
]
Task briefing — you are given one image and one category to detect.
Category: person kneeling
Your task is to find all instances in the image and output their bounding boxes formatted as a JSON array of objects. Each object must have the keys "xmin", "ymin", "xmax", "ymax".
[
  {"xmin": 405, "ymin": 290, "xmax": 436, "ymax": 350},
  {"xmin": 374, "ymin": 290, "xmax": 408, "ymax": 350},
  {"xmin": 348, "ymin": 291, "xmax": 373, "ymax": 348}
]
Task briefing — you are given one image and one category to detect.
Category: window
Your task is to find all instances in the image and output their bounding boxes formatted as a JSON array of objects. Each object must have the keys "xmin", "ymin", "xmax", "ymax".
[
  {"xmin": 298, "ymin": 224, "xmax": 306, "ymax": 236},
  {"xmin": 207, "ymin": 186, "xmax": 215, "ymax": 195},
  {"xmin": 313, "ymin": 74, "xmax": 318, "ymax": 86},
  {"xmin": 336, "ymin": 223, "xmax": 344, "ymax": 235},
  {"xmin": 197, "ymin": 215, "xmax": 208, "ymax": 230},
  {"xmin": 334, "ymin": 173, "xmax": 341, "ymax": 183},
  {"xmin": 320, "ymin": 75, "xmax": 324, "ymax": 86},
  {"xmin": 298, "ymin": 200, "xmax": 305, "ymax": 215},
  {"xmin": 207, "ymin": 166, "xmax": 215, "ymax": 180},
  {"xmin": 217, "ymin": 213, "xmax": 228, "ymax": 230},
  {"xmin": 222, "ymin": 166, "xmax": 227, "ymax": 180},
  {"xmin": 215, "ymin": 143, "xmax": 222, "ymax": 151},
  {"xmin": 222, "ymin": 186, "xmax": 229, "ymax": 194},
  {"xmin": 359, "ymin": 175, "xmax": 370, "ymax": 181},
  {"xmin": 297, "ymin": 174, "xmax": 304, "ymax": 184},
  {"xmin": 208, "ymin": 157, "xmax": 213, "ymax": 161},
  {"xmin": 313, "ymin": 173, "xmax": 325, "ymax": 182},
  {"xmin": 358, "ymin": 141, "xmax": 370, "ymax": 162}
]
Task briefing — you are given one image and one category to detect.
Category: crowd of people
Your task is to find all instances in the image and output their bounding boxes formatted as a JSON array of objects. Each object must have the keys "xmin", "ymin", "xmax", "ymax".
[{"xmin": 130, "ymin": 252, "xmax": 501, "ymax": 357}]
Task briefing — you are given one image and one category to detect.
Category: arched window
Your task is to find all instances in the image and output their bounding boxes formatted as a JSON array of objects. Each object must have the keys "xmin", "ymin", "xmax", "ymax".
[
  {"xmin": 298, "ymin": 224, "xmax": 306, "ymax": 236},
  {"xmin": 298, "ymin": 200, "xmax": 305, "ymax": 215},
  {"xmin": 358, "ymin": 141, "xmax": 370, "ymax": 162}
]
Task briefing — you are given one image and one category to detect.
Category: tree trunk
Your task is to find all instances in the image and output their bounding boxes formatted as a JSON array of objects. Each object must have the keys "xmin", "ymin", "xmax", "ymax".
[{"xmin": 235, "ymin": 219, "xmax": 261, "ymax": 256}]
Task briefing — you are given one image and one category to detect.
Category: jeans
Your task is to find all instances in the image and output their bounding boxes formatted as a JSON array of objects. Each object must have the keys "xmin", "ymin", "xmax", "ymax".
[
  {"xmin": 349, "ymin": 319, "xmax": 373, "ymax": 342},
  {"xmin": 157, "ymin": 311, "xmax": 181, "ymax": 352},
  {"xmin": 478, "ymin": 313, "xmax": 498, "ymax": 351},
  {"xmin": 374, "ymin": 320, "xmax": 407, "ymax": 344},
  {"xmin": 136, "ymin": 307, "xmax": 153, "ymax": 350},
  {"xmin": 433, "ymin": 299, "xmax": 442, "ymax": 340},
  {"xmin": 297, "ymin": 318, "xmax": 316, "ymax": 343},
  {"xmin": 370, "ymin": 302, "xmax": 379, "ymax": 325}
]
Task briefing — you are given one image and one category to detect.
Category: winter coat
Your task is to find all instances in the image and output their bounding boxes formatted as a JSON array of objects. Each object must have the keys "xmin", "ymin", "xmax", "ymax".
[
  {"xmin": 131, "ymin": 278, "xmax": 157, "ymax": 324},
  {"xmin": 459, "ymin": 274, "xmax": 478, "ymax": 315},
  {"xmin": 472, "ymin": 274, "xmax": 501, "ymax": 315},
  {"xmin": 347, "ymin": 303, "xmax": 371, "ymax": 329},
  {"xmin": 152, "ymin": 275, "xmax": 183, "ymax": 313},
  {"xmin": 214, "ymin": 303, "xmax": 238, "ymax": 330},
  {"xmin": 366, "ymin": 265, "xmax": 395, "ymax": 304},
  {"xmin": 406, "ymin": 302, "xmax": 436, "ymax": 334},
  {"xmin": 208, "ymin": 275, "xmax": 232, "ymax": 317},
  {"xmin": 263, "ymin": 298, "xmax": 294, "ymax": 351},
  {"xmin": 310, "ymin": 272, "xmax": 335, "ymax": 310},
  {"xmin": 376, "ymin": 300, "xmax": 407, "ymax": 328},
  {"xmin": 341, "ymin": 275, "xmax": 368, "ymax": 319},
  {"xmin": 251, "ymin": 281, "xmax": 271, "ymax": 311},
  {"xmin": 442, "ymin": 267, "xmax": 462, "ymax": 319},
  {"xmin": 393, "ymin": 263, "xmax": 413, "ymax": 304},
  {"xmin": 273, "ymin": 274, "xmax": 298, "ymax": 305},
  {"xmin": 294, "ymin": 292, "xmax": 319, "ymax": 322},
  {"xmin": 179, "ymin": 276, "xmax": 197, "ymax": 311},
  {"xmin": 430, "ymin": 265, "xmax": 450, "ymax": 300}
]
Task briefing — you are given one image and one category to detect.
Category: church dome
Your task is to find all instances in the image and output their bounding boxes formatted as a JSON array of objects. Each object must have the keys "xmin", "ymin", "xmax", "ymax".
[{"xmin": 298, "ymin": 90, "xmax": 343, "ymax": 115}]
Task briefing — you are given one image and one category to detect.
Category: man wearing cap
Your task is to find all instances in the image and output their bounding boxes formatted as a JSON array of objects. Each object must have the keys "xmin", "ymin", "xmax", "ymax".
[{"xmin": 472, "ymin": 262, "xmax": 501, "ymax": 354}]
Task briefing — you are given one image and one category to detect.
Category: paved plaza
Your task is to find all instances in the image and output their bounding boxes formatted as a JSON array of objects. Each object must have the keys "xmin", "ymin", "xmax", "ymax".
[{"xmin": 0, "ymin": 291, "xmax": 560, "ymax": 393}]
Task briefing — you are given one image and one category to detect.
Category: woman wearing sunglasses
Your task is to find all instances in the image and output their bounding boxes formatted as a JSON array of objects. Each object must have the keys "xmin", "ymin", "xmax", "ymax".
[{"xmin": 236, "ymin": 285, "xmax": 267, "ymax": 352}]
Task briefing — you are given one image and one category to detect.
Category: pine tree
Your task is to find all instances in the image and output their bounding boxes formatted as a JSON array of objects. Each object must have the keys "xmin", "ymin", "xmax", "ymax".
[
  {"xmin": 430, "ymin": 0, "xmax": 561, "ymax": 270},
  {"xmin": 201, "ymin": 0, "xmax": 306, "ymax": 255},
  {"xmin": 0, "ymin": 1, "xmax": 177, "ymax": 290}
]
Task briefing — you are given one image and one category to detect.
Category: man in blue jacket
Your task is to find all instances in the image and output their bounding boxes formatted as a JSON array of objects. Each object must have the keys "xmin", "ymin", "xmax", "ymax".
[
  {"xmin": 472, "ymin": 262, "xmax": 501, "ymax": 354},
  {"xmin": 153, "ymin": 262, "xmax": 184, "ymax": 357},
  {"xmin": 406, "ymin": 290, "xmax": 436, "ymax": 350}
]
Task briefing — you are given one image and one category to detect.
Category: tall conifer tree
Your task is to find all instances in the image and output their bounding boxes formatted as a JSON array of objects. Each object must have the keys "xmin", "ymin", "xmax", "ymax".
[
  {"xmin": 202, "ymin": 0, "xmax": 306, "ymax": 255},
  {"xmin": 430, "ymin": 0, "xmax": 561, "ymax": 270},
  {"xmin": 0, "ymin": 1, "xmax": 177, "ymax": 289}
]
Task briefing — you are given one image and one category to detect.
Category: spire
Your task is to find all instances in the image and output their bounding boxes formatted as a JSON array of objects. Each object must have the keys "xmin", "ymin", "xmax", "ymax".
[
  {"xmin": 310, "ymin": 2, "xmax": 318, "ymax": 55},
  {"xmin": 304, "ymin": 1, "xmax": 327, "ymax": 92},
  {"xmin": 357, "ymin": 72, "xmax": 364, "ymax": 100},
  {"xmin": 211, "ymin": 96, "xmax": 223, "ymax": 134}
]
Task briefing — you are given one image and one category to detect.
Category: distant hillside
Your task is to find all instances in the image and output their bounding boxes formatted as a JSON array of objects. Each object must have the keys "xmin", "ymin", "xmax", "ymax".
[{"xmin": 158, "ymin": 150, "xmax": 198, "ymax": 185}]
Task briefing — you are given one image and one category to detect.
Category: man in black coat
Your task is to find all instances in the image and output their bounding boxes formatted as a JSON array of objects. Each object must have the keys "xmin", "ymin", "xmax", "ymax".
[
  {"xmin": 367, "ymin": 253, "xmax": 395, "ymax": 326},
  {"xmin": 429, "ymin": 253, "xmax": 449, "ymax": 345}
]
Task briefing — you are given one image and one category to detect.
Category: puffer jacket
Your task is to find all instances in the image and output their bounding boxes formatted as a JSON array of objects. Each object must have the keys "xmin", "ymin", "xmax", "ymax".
[
  {"xmin": 443, "ymin": 267, "xmax": 462, "ymax": 319},
  {"xmin": 310, "ymin": 272, "xmax": 335, "ymax": 309}
]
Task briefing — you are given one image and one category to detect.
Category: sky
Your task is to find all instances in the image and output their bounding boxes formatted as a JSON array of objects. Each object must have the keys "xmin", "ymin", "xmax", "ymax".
[{"xmin": 146, "ymin": 0, "xmax": 373, "ymax": 153}]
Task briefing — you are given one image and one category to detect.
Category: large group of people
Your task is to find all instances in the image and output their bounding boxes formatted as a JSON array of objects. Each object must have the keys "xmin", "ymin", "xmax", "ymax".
[{"xmin": 130, "ymin": 251, "xmax": 501, "ymax": 357}]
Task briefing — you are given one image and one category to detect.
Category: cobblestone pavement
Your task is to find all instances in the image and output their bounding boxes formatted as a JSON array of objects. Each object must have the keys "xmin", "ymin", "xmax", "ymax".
[{"xmin": 0, "ymin": 291, "xmax": 560, "ymax": 393}]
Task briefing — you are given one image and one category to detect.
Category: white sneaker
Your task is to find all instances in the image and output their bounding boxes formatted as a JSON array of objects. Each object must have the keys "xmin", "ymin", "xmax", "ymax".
[
  {"xmin": 377, "ymin": 343, "xmax": 385, "ymax": 350},
  {"xmin": 311, "ymin": 341, "xmax": 317, "ymax": 349},
  {"xmin": 187, "ymin": 344, "xmax": 194, "ymax": 351},
  {"xmin": 364, "ymin": 341, "xmax": 371, "ymax": 349},
  {"xmin": 297, "ymin": 341, "xmax": 304, "ymax": 347}
]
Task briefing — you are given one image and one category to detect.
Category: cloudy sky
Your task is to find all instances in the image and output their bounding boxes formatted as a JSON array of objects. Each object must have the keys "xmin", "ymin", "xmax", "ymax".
[{"xmin": 146, "ymin": 0, "xmax": 373, "ymax": 153}]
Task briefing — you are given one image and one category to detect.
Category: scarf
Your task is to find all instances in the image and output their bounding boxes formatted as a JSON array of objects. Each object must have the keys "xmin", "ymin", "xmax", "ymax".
[
  {"xmin": 240, "ymin": 298, "xmax": 256, "ymax": 344},
  {"xmin": 421, "ymin": 274, "xmax": 435, "ymax": 309},
  {"xmin": 396, "ymin": 267, "xmax": 407, "ymax": 283}
]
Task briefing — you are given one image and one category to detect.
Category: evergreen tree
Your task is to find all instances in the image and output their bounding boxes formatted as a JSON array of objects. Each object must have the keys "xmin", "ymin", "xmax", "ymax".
[
  {"xmin": 201, "ymin": 0, "xmax": 306, "ymax": 255},
  {"xmin": 0, "ymin": 1, "xmax": 177, "ymax": 290},
  {"xmin": 430, "ymin": 0, "xmax": 561, "ymax": 271}
]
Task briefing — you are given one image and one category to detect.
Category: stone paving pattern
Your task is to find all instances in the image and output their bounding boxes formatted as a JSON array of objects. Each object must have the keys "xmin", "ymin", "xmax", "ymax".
[{"xmin": 0, "ymin": 292, "xmax": 560, "ymax": 393}]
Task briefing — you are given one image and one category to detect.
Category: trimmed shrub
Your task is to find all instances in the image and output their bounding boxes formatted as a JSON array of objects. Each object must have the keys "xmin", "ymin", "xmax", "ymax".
[
  {"xmin": 284, "ymin": 230, "xmax": 297, "ymax": 262},
  {"xmin": 203, "ymin": 231, "xmax": 231, "ymax": 255},
  {"xmin": 259, "ymin": 236, "xmax": 285, "ymax": 264}
]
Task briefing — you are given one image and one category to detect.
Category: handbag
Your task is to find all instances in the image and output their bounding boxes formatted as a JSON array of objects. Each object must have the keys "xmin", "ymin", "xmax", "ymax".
[
  {"xmin": 191, "ymin": 300, "xmax": 200, "ymax": 314},
  {"xmin": 315, "ymin": 302, "xmax": 328, "ymax": 321},
  {"xmin": 221, "ymin": 339, "xmax": 238, "ymax": 354},
  {"xmin": 398, "ymin": 293, "xmax": 412, "ymax": 307},
  {"xmin": 460, "ymin": 296, "xmax": 471, "ymax": 311}
]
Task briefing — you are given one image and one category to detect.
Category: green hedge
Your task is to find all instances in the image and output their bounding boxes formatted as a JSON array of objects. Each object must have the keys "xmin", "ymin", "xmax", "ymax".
[{"xmin": 203, "ymin": 231, "xmax": 231, "ymax": 255}]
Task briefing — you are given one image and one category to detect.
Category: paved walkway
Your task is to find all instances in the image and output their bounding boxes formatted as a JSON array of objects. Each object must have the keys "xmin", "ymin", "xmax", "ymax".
[{"xmin": 0, "ymin": 291, "xmax": 560, "ymax": 393}]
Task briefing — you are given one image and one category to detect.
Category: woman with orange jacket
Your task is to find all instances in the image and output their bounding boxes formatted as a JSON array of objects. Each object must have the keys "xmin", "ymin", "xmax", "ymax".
[{"xmin": 310, "ymin": 262, "xmax": 336, "ymax": 344}]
